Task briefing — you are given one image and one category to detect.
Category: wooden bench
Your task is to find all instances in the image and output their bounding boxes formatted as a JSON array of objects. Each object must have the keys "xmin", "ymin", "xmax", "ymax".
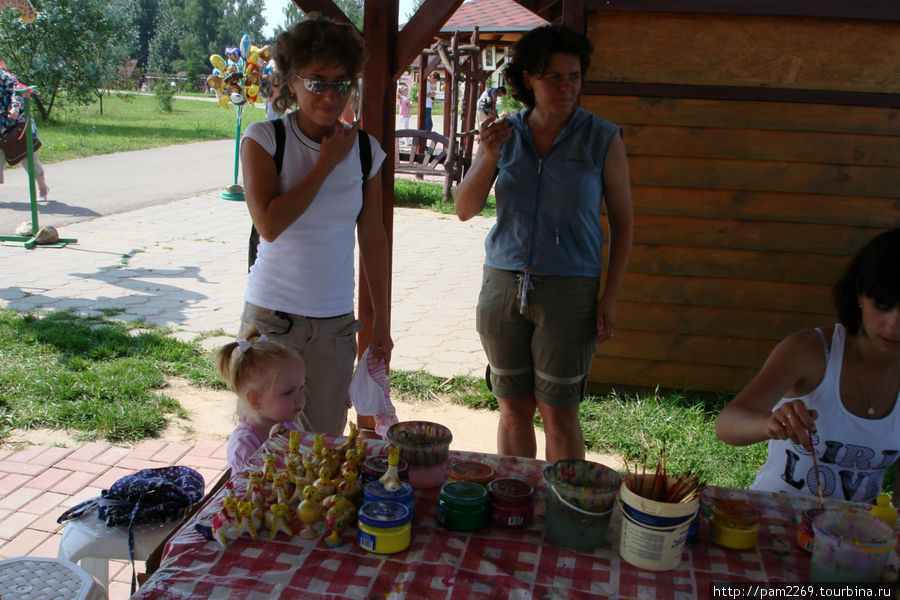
[{"xmin": 394, "ymin": 129, "xmax": 449, "ymax": 177}]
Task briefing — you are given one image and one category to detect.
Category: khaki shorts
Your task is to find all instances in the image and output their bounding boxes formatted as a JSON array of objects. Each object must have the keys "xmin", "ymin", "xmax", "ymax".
[
  {"xmin": 239, "ymin": 302, "xmax": 361, "ymax": 435},
  {"xmin": 476, "ymin": 266, "xmax": 598, "ymax": 407}
]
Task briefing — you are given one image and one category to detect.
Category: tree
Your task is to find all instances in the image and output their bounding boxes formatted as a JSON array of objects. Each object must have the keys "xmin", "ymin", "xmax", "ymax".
[
  {"xmin": 275, "ymin": 3, "xmax": 304, "ymax": 37},
  {"xmin": 277, "ymin": 0, "xmax": 362, "ymax": 33},
  {"xmin": 0, "ymin": 0, "xmax": 135, "ymax": 120},
  {"xmin": 133, "ymin": 0, "xmax": 163, "ymax": 70},
  {"xmin": 405, "ymin": 0, "xmax": 425, "ymax": 21},
  {"xmin": 147, "ymin": 3, "xmax": 185, "ymax": 74},
  {"xmin": 219, "ymin": 0, "xmax": 268, "ymax": 51},
  {"xmin": 168, "ymin": 0, "xmax": 225, "ymax": 75}
]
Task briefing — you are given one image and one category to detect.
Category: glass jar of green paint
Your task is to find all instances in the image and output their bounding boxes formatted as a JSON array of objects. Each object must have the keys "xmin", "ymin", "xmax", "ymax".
[{"xmin": 438, "ymin": 480, "xmax": 489, "ymax": 531}]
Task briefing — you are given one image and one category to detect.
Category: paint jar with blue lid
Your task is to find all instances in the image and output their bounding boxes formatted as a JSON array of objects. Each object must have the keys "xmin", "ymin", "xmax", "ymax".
[
  {"xmin": 363, "ymin": 480, "xmax": 415, "ymax": 516},
  {"xmin": 438, "ymin": 480, "xmax": 489, "ymax": 532},
  {"xmin": 357, "ymin": 500, "xmax": 412, "ymax": 554}
]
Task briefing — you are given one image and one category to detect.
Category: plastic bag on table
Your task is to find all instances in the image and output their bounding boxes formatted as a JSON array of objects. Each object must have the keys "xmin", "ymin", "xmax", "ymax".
[{"xmin": 349, "ymin": 345, "xmax": 398, "ymax": 438}]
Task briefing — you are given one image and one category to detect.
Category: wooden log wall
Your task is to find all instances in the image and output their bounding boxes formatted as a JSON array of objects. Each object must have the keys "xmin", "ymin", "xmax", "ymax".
[{"xmin": 580, "ymin": 10, "xmax": 900, "ymax": 393}]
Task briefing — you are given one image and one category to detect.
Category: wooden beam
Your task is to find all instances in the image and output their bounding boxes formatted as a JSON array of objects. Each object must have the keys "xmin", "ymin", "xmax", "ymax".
[
  {"xmin": 581, "ymin": 0, "xmax": 900, "ymax": 20},
  {"xmin": 443, "ymin": 31, "xmax": 460, "ymax": 202},
  {"xmin": 436, "ymin": 43, "xmax": 454, "ymax": 76},
  {"xmin": 394, "ymin": 0, "xmax": 464, "ymax": 79},
  {"xmin": 292, "ymin": 0, "xmax": 353, "ymax": 26},
  {"xmin": 582, "ymin": 81, "xmax": 900, "ymax": 109},
  {"xmin": 562, "ymin": 0, "xmax": 585, "ymax": 34},
  {"xmin": 357, "ymin": 1, "xmax": 399, "ymax": 361}
]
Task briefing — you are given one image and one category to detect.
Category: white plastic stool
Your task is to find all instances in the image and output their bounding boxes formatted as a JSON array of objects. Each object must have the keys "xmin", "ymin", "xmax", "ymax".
[
  {"xmin": 56, "ymin": 516, "xmax": 178, "ymax": 590},
  {"xmin": 0, "ymin": 557, "xmax": 107, "ymax": 600}
]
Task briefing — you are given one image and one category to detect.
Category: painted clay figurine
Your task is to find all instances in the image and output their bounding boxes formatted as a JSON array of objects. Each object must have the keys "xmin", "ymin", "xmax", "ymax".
[
  {"xmin": 297, "ymin": 484, "xmax": 322, "ymax": 539},
  {"xmin": 379, "ymin": 445, "xmax": 403, "ymax": 492}
]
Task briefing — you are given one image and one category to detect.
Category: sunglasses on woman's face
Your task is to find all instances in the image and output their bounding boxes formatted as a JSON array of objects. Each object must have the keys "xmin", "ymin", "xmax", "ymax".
[{"xmin": 295, "ymin": 75, "xmax": 353, "ymax": 96}]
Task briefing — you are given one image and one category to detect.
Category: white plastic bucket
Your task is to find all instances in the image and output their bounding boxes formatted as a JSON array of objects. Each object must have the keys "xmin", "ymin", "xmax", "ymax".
[{"xmin": 618, "ymin": 475, "xmax": 699, "ymax": 571}]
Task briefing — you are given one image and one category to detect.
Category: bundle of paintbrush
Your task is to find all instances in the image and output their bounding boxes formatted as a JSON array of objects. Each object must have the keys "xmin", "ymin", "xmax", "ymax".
[{"xmin": 623, "ymin": 444, "xmax": 704, "ymax": 504}]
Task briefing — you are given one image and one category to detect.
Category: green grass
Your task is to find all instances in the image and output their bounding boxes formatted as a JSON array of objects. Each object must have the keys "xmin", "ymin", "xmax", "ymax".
[
  {"xmin": 0, "ymin": 308, "xmax": 223, "ymax": 442},
  {"xmin": 20, "ymin": 93, "xmax": 267, "ymax": 164},
  {"xmin": 394, "ymin": 178, "xmax": 497, "ymax": 218},
  {"xmin": 389, "ymin": 369, "xmax": 767, "ymax": 489}
]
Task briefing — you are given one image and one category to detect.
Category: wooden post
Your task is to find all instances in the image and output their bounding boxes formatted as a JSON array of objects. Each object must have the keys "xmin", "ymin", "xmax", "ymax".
[
  {"xmin": 442, "ymin": 32, "xmax": 460, "ymax": 202},
  {"xmin": 357, "ymin": 1, "xmax": 398, "ymax": 361}
]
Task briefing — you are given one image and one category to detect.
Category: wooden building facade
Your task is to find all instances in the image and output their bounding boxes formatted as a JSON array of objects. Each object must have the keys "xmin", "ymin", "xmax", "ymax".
[
  {"xmin": 573, "ymin": 2, "xmax": 900, "ymax": 392},
  {"xmin": 292, "ymin": 0, "xmax": 898, "ymax": 394}
]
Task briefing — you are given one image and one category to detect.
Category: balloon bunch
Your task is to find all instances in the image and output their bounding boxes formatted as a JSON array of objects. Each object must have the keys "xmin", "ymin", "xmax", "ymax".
[{"xmin": 208, "ymin": 33, "xmax": 274, "ymax": 108}]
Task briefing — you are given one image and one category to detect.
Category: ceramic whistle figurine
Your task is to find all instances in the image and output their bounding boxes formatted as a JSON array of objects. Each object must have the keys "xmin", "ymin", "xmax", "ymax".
[
  {"xmin": 321, "ymin": 447, "xmax": 341, "ymax": 478},
  {"xmin": 266, "ymin": 502, "xmax": 294, "ymax": 539},
  {"xmin": 337, "ymin": 466, "xmax": 362, "ymax": 505},
  {"xmin": 869, "ymin": 493, "xmax": 898, "ymax": 525},
  {"xmin": 211, "ymin": 495, "xmax": 240, "ymax": 547},
  {"xmin": 235, "ymin": 500, "xmax": 260, "ymax": 539},
  {"xmin": 313, "ymin": 465, "xmax": 336, "ymax": 500},
  {"xmin": 337, "ymin": 422, "xmax": 359, "ymax": 455},
  {"xmin": 323, "ymin": 495, "xmax": 352, "ymax": 547},
  {"xmin": 297, "ymin": 484, "xmax": 322, "ymax": 539},
  {"xmin": 270, "ymin": 472, "xmax": 290, "ymax": 506},
  {"xmin": 379, "ymin": 445, "xmax": 403, "ymax": 492}
]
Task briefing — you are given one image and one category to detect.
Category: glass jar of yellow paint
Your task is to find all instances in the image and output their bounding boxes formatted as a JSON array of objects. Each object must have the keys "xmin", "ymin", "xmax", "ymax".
[
  {"xmin": 356, "ymin": 500, "xmax": 411, "ymax": 554},
  {"xmin": 709, "ymin": 500, "xmax": 761, "ymax": 550}
]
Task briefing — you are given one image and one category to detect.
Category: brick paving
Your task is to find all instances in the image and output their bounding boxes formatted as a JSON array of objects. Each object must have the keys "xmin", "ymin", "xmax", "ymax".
[{"xmin": 0, "ymin": 442, "xmax": 229, "ymax": 599}]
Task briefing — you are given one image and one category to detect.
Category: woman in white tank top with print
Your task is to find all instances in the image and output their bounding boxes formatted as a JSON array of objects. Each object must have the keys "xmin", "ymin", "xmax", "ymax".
[{"xmin": 716, "ymin": 229, "xmax": 900, "ymax": 505}]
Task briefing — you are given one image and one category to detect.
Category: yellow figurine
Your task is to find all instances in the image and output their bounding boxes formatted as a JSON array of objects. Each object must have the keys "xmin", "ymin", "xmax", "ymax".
[
  {"xmin": 379, "ymin": 445, "xmax": 403, "ymax": 492},
  {"xmin": 270, "ymin": 472, "xmax": 290, "ymax": 505},
  {"xmin": 356, "ymin": 439, "xmax": 368, "ymax": 460},
  {"xmin": 235, "ymin": 500, "xmax": 260, "ymax": 539},
  {"xmin": 337, "ymin": 422, "xmax": 359, "ymax": 455},
  {"xmin": 262, "ymin": 452, "xmax": 277, "ymax": 484},
  {"xmin": 211, "ymin": 495, "xmax": 239, "ymax": 547},
  {"xmin": 245, "ymin": 470, "xmax": 263, "ymax": 503},
  {"xmin": 297, "ymin": 485, "xmax": 322, "ymax": 539},
  {"xmin": 321, "ymin": 447, "xmax": 340, "ymax": 478},
  {"xmin": 337, "ymin": 467, "xmax": 362, "ymax": 504},
  {"xmin": 266, "ymin": 502, "xmax": 294, "ymax": 539},
  {"xmin": 289, "ymin": 429, "xmax": 301, "ymax": 456},
  {"xmin": 313, "ymin": 465, "xmax": 336, "ymax": 500},
  {"xmin": 868, "ymin": 493, "xmax": 898, "ymax": 525},
  {"xmin": 324, "ymin": 496, "xmax": 352, "ymax": 547},
  {"xmin": 312, "ymin": 434, "xmax": 325, "ymax": 464}
]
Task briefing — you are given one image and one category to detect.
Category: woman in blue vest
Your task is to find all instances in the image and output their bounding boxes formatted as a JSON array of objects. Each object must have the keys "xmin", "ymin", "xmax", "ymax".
[{"xmin": 455, "ymin": 24, "xmax": 633, "ymax": 462}]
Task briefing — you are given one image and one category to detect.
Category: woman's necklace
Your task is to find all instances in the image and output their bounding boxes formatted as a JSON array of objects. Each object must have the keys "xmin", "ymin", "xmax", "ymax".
[{"xmin": 852, "ymin": 340, "xmax": 900, "ymax": 417}]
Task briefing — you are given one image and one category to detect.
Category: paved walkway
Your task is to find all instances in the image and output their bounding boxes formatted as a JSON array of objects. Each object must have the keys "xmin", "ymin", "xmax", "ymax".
[{"xmin": 0, "ymin": 147, "xmax": 493, "ymax": 597}]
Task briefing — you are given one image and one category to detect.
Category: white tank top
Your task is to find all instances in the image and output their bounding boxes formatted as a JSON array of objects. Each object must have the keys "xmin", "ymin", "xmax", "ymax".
[
  {"xmin": 751, "ymin": 324, "xmax": 900, "ymax": 504},
  {"xmin": 241, "ymin": 115, "xmax": 385, "ymax": 317}
]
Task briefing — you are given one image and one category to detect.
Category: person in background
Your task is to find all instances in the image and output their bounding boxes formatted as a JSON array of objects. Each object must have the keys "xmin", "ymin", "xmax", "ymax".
[
  {"xmin": 424, "ymin": 71, "xmax": 440, "ymax": 132},
  {"xmin": 476, "ymin": 85, "xmax": 507, "ymax": 125},
  {"xmin": 0, "ymin": 66, "xmax": 49, "ymax": 201},
  {"xmin": 454, "ymin": 24, "xmax": 633, "ymax": 462},
  {"xmin": 716, "ymin": 228, "xmax": 900, "ymax": 505},
  {"xmin": 397, "ymin": 83, "xmax": 411, "ymax": 147},
  {"xmin": 239, "ymin": 16, "xmax": 392, "ymax": 437},
  {"xmin": 216, "ymin": 331, "xmax": 306, "ymax": 471}
]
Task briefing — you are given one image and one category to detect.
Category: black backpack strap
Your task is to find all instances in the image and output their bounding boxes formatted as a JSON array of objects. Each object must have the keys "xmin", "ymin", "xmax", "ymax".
[
  {"xmin": 358, "ymin": 128, "xmax": 371, "ymax": 185},
  {"xmin": 272, "ymin": 117, "xmax": 285, "ymax": 176},
  {"xmin": 249, "ymin": 118, "xmax": 286, "ymax": 271}
]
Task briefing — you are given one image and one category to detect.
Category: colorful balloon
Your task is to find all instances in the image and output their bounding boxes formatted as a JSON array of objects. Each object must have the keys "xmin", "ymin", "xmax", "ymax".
[{"xmin": 210, "ymin": 54, "xmax": 226, "ymax": 72}]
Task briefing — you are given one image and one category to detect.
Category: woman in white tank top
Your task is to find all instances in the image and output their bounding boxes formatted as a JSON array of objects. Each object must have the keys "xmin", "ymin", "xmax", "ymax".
[{"xmin": 716, "ymin": 229, "xmax": 900, "ymax": 505}]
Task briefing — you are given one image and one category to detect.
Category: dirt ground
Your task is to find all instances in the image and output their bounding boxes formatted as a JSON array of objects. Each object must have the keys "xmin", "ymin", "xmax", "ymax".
[{"xmin": 5, "ymin": 377, "xmax": 622, "ymax": 468}]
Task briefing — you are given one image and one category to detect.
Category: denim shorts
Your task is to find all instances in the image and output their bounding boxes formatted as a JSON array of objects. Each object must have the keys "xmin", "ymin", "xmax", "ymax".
[{"xmin": 476, "ymin": 266, "xmax": 598, "ymax": 407}]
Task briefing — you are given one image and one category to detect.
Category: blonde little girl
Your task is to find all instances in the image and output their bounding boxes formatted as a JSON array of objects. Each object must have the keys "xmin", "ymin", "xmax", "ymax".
[{"xmin": 217, "ymin": 331, "xmax": 307, "ymax": 471}]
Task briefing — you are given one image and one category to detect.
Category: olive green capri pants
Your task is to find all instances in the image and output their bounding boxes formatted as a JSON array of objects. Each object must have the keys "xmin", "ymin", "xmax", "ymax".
[{"xmin": 476, "ymin": 266, "xmax": 599, "ymax": 407}]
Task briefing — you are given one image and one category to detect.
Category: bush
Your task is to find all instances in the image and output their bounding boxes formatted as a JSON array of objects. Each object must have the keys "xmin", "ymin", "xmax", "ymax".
[
  {"xmin": 498, "ymin": 94, "xmax": 524, "ymax": 117},
  {"xmin": 154, "ymin": 81, "xmax": 175, "ymax": 112}
]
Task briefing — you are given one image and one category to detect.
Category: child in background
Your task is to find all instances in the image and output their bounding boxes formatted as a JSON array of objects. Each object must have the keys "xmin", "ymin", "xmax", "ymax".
[
  {"xmin": 217, "ymin": 331, "xmax": 307, "ymax": 471},
  {"xmin": 397, "ymin": 83, "xmax": 411, "ymax": 147}
]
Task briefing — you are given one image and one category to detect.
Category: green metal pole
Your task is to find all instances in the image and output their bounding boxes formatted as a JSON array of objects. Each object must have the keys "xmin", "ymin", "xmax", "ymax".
[
  {"xmin": 24, "ymin": 93, "xmax": 38, "ymax": 235},
  {"xmin": 233, "ymin": 104, "xmax": 242, "ymax": 185}
]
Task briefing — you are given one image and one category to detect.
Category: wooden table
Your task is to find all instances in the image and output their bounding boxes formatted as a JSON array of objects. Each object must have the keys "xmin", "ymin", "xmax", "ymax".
[{"xmin": 133, "ymin": 432, "xmax": 899, "ymax": 599}]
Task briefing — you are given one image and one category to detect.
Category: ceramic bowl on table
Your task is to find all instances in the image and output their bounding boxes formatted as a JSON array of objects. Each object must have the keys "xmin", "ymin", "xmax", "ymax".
[{"xmin": 386, "ymin": 421, "xmax": 453, "ymax": 488}]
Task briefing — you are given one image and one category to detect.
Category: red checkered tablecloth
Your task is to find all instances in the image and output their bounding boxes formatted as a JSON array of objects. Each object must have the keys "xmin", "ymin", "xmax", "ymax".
[{"xmin": 133, "ymin": 432, "xmax": 898, "ymax": 599}]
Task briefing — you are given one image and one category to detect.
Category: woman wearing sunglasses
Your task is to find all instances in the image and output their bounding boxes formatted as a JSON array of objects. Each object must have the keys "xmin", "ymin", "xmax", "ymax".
[{"xmin": 238, "ymin": 16, "xmax": 391, "ymax": 437}]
